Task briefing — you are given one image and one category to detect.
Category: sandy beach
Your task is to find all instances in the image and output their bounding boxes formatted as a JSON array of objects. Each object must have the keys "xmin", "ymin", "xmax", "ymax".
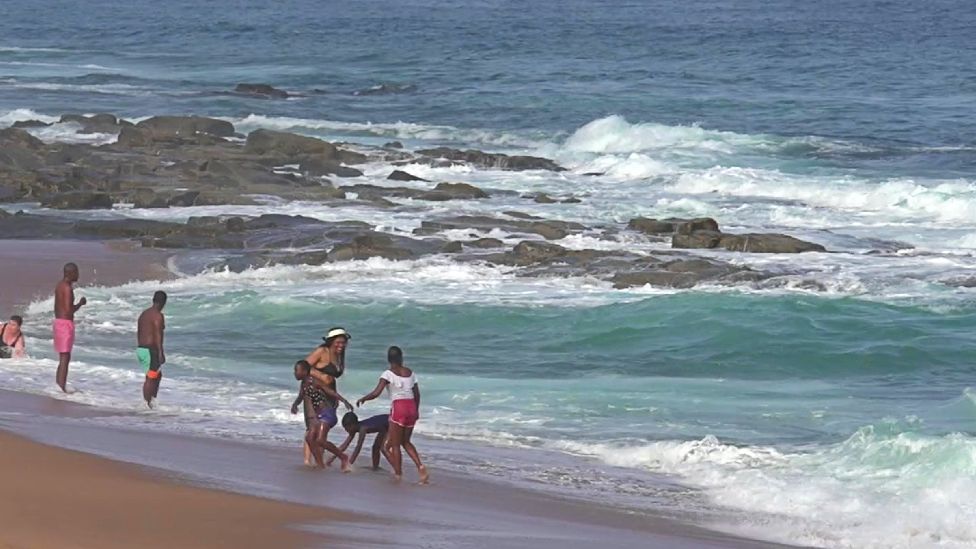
[
  {"xmin": 0, "ymin": 389, "xmax": 797, "ymax": 549},
  {"xmin": 0, "ymin": 429, "xmax": 351, "ymax": 549}
]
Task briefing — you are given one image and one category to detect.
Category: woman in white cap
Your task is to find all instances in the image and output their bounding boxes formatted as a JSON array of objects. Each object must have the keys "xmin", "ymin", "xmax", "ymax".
[{"xmin": 296, "ymin": 327, "xmax": 351, "ymax": 463}]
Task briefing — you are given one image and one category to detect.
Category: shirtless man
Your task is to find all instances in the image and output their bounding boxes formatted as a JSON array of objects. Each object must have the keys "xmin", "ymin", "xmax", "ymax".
[
  {"xmin": 54, "ymin": 262, "xmax": 86, "ymax": 392},
  {"xmin": 137, "ymin": 291, "xmax": 167, "ymax": 408}
]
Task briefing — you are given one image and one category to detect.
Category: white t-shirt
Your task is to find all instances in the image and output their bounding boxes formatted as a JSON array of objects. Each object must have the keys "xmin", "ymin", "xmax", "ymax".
[{"xmin": 380, "ymin": 369, "xmax": 418, "ymax": 401}]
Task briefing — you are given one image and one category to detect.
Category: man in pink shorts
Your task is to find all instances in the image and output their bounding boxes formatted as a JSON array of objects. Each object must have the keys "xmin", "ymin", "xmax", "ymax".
[{"xmin": 54, "ymin": 262, "xmax": 86, "ymax": 392}]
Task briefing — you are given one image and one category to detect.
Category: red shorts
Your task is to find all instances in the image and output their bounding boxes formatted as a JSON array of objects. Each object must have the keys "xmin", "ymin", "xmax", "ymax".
[{"xmin": 390, "ymin": 399, "xmax": 419, "ymax": 428}]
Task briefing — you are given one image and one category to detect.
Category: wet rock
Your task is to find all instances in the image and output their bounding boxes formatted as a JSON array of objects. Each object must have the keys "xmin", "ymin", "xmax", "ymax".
[
  {"xmin": 717, "ymin": 233, "xmax": 826, "ymax": 253},
  {"xmin": 245, "ymin": 129, "xmax": 337, "ymax": 158},
  {"xmin": 298, "ymin": 157, "xmax": 364, "ymax": 178},
  {"xmin": 136, "ymin": 116, "xmax": 235, "ymax": 139},
  {"xmin": 414, "ymin": 215, "xmax": 585, "ymax": 241},
  {"xmin": 0, "ymin": 128, "xmax": 45, "ymax": 150},
  {"xmin": 384, "ymin": 141, "xmax": 404, "ymax": 149},
  {"xmin": 442, "ymin": 241, "xmax": 463, "ymax": 253},
  {"xmin": 327, "ymin": 233, "xmax": 416, "ymax": 261},
  {"xmin": 561, "ymin": 197, "xmax": 582, "ymax": 204},
  {"xmin": 421, "ymin": 182, "xmax": 490, "ymax": 201},
  {"xmin": 73, "ymin": 219, "xmax": 182, "ymax": 239},
  {"xmin": 416, "ymin": 147, "xmax": 565, "ymax": 172},
  {"xmin": 532, "ymin": 193, "xmax": 558, "ymax": 204},
  {"xmin": 11, "ymin": 119, "xmax": 51, "ymax": 129},
  {"xmin": 511, "ymin": 241, "xmax": 568, "ymax": 264},
  {"xmin": 388, "ymin": 169, "xmax": 428, "ymax": 182},
  {"xmin": 672, "ymin": 230, "xmax": 723, "ymax": 249},
  {"xmin": 115, "ymin": 126, "xmax": 153, "ymax": 148},
  {"xmin": 611, "ymin": 271, "xmax": 699, "ymax": 289},
  {"xmin": 628, "ymin": 217, "xmax": 720, "ymax": 235},
  {"xmin": 60, "ymin": 113, "xmax": 131, "ymax": 134},
  {"xmin": 466, "ymin": 238, "xmax": 504, "ymax": 248},
  {"xmin": 234, "ymin": 83, "xmax": 290, "ymax": 98},
  {"xmin": 41, "ymin": 191, "xmax": 113, "ymax": 210}
]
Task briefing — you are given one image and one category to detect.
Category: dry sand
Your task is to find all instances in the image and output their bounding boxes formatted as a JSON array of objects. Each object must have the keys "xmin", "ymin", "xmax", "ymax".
[{"xmin": 0, "ymin": 429, "xmax": 353, "ymax": 549}]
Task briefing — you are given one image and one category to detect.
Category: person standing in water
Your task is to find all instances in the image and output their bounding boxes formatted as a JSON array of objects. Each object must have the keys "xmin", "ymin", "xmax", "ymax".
[
  {"xmin": 137, "ymin": 291, "xmax": 167, "ymax": 408},
  {"xmin": 54, "ymin": 262, "xmax": 86, "ymax": 392},
  {"xmin": 357, "ymin": 345, "xmax": 429, "ymax": 484},
  {"xmin": 294, "ymin": 359, "xmax": 354, "ymax": 471},
  {"xmin": 0, "ymin": 315, "xmax": 26, "ymax": 359}
]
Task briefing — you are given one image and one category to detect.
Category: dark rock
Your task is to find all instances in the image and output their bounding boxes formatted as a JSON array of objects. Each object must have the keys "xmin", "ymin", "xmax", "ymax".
[
  {"xmin": 384, "ymin": 141, "xmax": 404, "ymax": 149},
  {"xmin": 675, "ymin": 218, "xmax": 721, "ymax": 235},
  {"xmin": 0, "ymin": 128, "xmax": 45, "ymax": 150},
  {"xmin": 166, "ymin": 191, "xmax": 202, "ymax": 207},
  {"xmin": 11, "ymin": 119, "xmax": 51, "ymax": 129},
  {"xmin": 299, "ymin": 157, "xmax": 364, "ymax": 178},
  {"xmin": 672, "ymin": 231, "xmax": 723, "ymax": 249},
  {"xmin": 504, "ymin": 211, "xmax": 543, "ymax": 220},
  {"xmin": 116, "ymin": 126, "xmax": 153, "ymax": 148},
  {"xmin": 41, "ymin": 191, "xmax": 113, "ymax": 210},
  {"xmin": 414, "ymin": 215, "xmax": 585, "ymax": 241},
  {"xmin": 466, "ymin": 238, "xmax": 504, "ymax": 248},
  {"xmin": 628, "ymin": 217, "xmax": 720, "ymax": 235},
  {"xmin": 416, "ymin": 147, "xmax": 564, "ymax": 172},
  {"xmin": 512, "ymin": 241, "xmax": 568, "ymax": 264},
  {"xmin": 718, "ymin": 233, "xmax": 826, "ymax": 254},
  {"xmin": 388, "ymin": 170, "xmax": 428, "ymax": 182},
  {"xmin": 73, "ymin": 219, "xmax": 180, "ymax": 239},
  {"xmin": 611, "ymin": 271, "xmax": 698, "ymax": 289},
  {"xmin": 421, "ymin": 182, "xmax": 490, "ymax": 201},
  {"xmin": 245, "ymin": 129, "xmax": 337, "ymax": 158},
  {"xmin": 60, "ymin": 113, "xmax": 129, "ymax": 134},
  {"xmin": 234, "ymin": 83, "xmax": 290, "ymax": 98},
  {"xmin": 136, "ymin": 116, "xmax": 235, "ymax": 139},
  {"xmin": 532, "ymin": 193, "xmax": 558, "ymax": 204},
  {"xmin": 328, "ymin": 233, "xmax": 416, "ymax": 261},
  {"xmin": 561, "ymin": 197, "xmax": 582, "ymax": 204},
  {"xmin": 442, "ymin": 241, "xmax": 463, "ymax": 253}
]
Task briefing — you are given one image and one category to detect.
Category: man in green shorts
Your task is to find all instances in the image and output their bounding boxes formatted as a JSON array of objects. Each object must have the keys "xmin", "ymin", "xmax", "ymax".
[{"xmin": 137, "ymin": 291, "xmax": 167, "ymax": 408}]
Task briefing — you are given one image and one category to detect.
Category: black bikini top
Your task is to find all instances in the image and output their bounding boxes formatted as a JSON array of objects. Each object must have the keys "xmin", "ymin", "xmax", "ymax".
[{"xmin": 316, "ymin": 362, "xmax": 343, "ymax": 379}]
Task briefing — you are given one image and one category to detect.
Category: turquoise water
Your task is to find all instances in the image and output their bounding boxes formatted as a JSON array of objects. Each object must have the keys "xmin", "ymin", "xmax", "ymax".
[{"xmin": 3, "ymin": 0, "xmax": 976, "ymax": 546}]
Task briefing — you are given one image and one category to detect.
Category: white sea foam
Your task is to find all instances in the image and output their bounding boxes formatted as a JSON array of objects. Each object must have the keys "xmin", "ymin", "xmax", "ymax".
[
  {"xmin": 552, "ymin": 428, "xmax": 976, "ymax": 549},
  {"xmin": 228, "ymin": 114, "xmax": 548, "ymax": 149},
  {"xmin": 0, "ymin": 108, "xmax": 60, "ymax": 126}
]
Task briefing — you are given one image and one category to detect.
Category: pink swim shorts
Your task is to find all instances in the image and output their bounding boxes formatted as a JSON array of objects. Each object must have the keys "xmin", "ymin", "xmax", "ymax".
[
  {"xmin": 53, "ymin": 319, "xmax": 75, "ymax": 354},
  {"xmin": 390, "ymin": 399, "xmax": 419, "ymax": 428}
]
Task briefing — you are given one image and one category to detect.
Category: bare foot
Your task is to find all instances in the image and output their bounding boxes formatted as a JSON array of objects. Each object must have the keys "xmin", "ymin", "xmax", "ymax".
[
  {"xmin": 146, "ymin": 399, "xmax": 154, "ymax": 410},
  {"xmin": 340, "ymin": 455, "xmax": 352, "ymax": 473},
  {"xmin": 393, "ymin": 474, "xmax": 403, "ymax": 483},
  {"xmin": 418, "ymin": 465, "xmax": 430, "ymax": 485}
]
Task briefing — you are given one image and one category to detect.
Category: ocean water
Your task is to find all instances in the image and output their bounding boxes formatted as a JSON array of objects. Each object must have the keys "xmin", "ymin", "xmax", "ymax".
[{"xmin": 3, "ymin": 1, "xmax": 976, "ymax": 547}]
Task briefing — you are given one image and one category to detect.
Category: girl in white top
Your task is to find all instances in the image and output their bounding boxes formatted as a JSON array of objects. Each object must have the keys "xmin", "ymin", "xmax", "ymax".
[{"xmin": 357, "ymin": 345, "xmax": 429, "ymax": 483}]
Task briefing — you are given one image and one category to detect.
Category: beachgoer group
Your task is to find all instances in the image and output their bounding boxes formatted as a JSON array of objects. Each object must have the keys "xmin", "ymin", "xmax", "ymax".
[{"xmin": 23, "ymin": 262, "xmax": 429, "ymax": 484}]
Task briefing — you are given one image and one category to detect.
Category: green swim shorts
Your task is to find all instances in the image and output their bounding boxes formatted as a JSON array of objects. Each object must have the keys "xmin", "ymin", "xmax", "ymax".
[{"xmin": 136, "ymin": 347, "xmax": 156, "ymax": 372}]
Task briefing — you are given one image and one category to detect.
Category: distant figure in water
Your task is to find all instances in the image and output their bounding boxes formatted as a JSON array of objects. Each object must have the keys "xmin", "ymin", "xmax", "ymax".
[
  {"xmin": 327, "ymin": 411, "xmax": 393, "ymax": 470},
  {"xmin": 137, "ymin": 291, "xmax": 167, "ymax": 408},
  {"xmin": 0, "ymin": 315, "xmax": 26, "ymax": 359},
  {"xmin": 295, "ymin": 359, "xmax": 354, "ymax": 471},
  {"xmin": 54, "ymin": 262, "xmax": 86, "ymax": 392},
  {"xmin": 357, "ymin": 345, "xmax": 429, "ymax": 484}
]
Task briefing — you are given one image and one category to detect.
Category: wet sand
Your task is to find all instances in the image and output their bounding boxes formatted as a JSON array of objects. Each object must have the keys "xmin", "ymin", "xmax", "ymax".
[
  {"xmin": 0, "ymin": 239, "xmax": 173, "ymax": 315},
  {"xmin": 0, "ymin": 389, "xmax": 798, "ymax": 549}
]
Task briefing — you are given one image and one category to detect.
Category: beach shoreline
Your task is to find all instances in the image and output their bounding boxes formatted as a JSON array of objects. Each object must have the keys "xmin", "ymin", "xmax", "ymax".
[{"xmin": 0, "ymin": 387, "xmax": 797, "ymax": 549}]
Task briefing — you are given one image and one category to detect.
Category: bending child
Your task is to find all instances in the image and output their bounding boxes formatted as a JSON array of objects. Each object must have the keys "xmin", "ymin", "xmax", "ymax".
[
  {"xmin": 327, "ymin": 412, "xmax": 393, "ymax": 470},
  {"xmin": 357, "ymin": 346, "xmax": 429, "ymax": 484}
]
